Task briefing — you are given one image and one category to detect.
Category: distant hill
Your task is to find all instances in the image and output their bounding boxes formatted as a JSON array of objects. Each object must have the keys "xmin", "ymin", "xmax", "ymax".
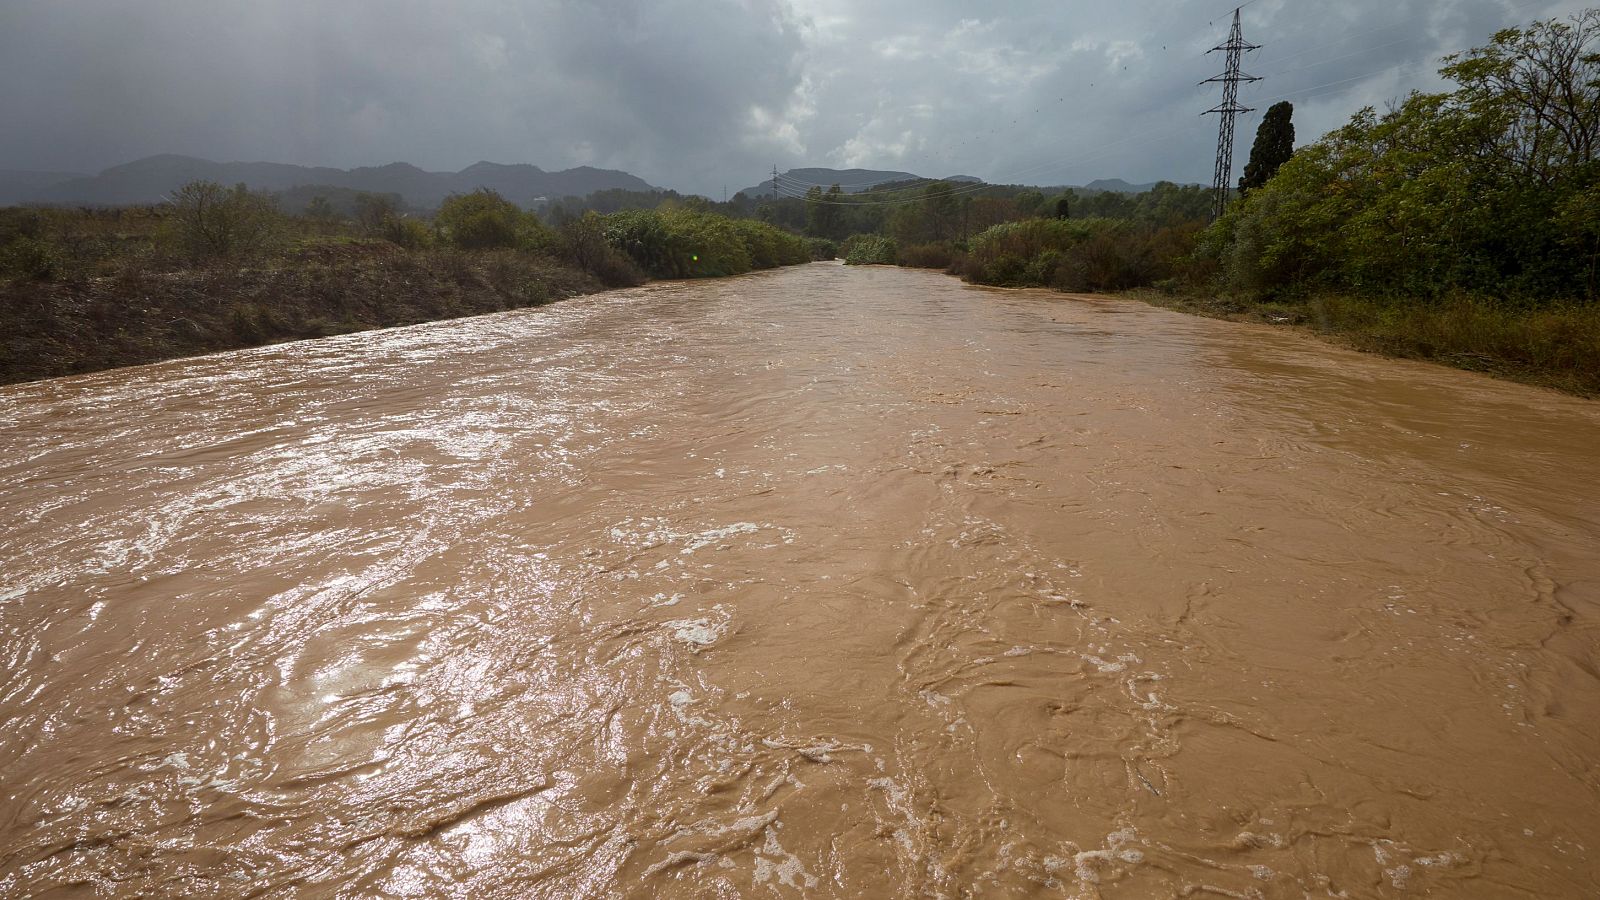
[
  {"xmin": 18, "ymin": 155, "xmax": 656, "ymax": 209},
  {"xmin": 0, "ymin": 169, "xmax": 91, "ymax": 206},
  {"xmin": 742, "ymin": 168, "xmax": 1196, "ymax": 199},
  {"xmin": 739, "ymin": 168, "xmax": 985, "ymax": 197},
  {"xmin": 1081, "ymin": 178, "xmax": 1201, "ymax": 194}
]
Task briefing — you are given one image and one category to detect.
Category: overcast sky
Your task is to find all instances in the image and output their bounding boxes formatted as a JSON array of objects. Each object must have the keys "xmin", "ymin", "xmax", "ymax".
[{"xmin": 0, "ymin": 0, "xmax": 1591, "ymax": 195}]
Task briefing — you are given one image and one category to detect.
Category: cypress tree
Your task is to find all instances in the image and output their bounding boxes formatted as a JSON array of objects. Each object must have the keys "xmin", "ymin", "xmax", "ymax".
[{"xmin": 1239, "ymin": 101, "xmax": 1295, "ymax": 195}]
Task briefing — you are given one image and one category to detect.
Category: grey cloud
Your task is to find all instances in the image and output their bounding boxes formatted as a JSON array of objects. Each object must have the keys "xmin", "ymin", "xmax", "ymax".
[{"xmin": 0, "ymin": 0, "xmax": 1591, "ymax": 195}]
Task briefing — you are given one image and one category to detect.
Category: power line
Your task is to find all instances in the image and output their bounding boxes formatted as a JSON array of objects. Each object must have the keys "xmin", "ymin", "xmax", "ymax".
[{"xmin": 1251, "ymin": 33, "xmax": 1420, "ymax": 82}]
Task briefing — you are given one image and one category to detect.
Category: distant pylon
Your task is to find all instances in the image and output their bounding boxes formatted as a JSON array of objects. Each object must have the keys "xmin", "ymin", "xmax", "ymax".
[{"xmin": 1201, "ymin": 8, "xmax": 1261, "ymax": 219}]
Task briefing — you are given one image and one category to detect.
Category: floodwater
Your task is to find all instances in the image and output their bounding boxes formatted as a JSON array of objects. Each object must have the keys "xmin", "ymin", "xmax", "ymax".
[{"xmin": 2, "ymin": 262, "xmax": 1598, "ymax": 899}]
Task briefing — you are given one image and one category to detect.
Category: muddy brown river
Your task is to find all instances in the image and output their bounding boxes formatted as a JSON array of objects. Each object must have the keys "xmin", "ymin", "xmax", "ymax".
[{"xmin": 2, "ymin": 262, "xmax": 1598, "ymax": 898}]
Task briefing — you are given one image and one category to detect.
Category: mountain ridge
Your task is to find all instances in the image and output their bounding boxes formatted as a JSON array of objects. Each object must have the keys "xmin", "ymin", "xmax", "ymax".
[
  {"xmin": 14, "ymin": 155, "xmax": 656, "ymax": 209},
  {"xmin": 742, "ymin": 167, "xmax": 1198, "ymax": 198},
  {"xmin": 3, "ymin": 156, "xmax": 1202, "ymax": 209}
]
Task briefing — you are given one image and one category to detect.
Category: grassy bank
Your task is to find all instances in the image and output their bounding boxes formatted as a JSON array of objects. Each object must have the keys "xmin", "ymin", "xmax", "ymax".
[
  {"xmin": 0, "ymin": 242, "xmax": 607, "ymax": 383},
  {"xmin": 866, "ymin": 212, "xmax": 1597, "ymax": 398},
  {"xmin": 0, "ymin": 187, "xmax": 825, "ymax": 385},
  {"xmin": 1125, "ymin": 288, "xmax": 1600, "ymax": 397}
]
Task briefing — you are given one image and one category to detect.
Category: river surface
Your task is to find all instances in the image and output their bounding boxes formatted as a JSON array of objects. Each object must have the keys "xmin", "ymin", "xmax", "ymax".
[{"xmin": 2, "ymin": 262, "xmax": 1598, "ymax": 898}]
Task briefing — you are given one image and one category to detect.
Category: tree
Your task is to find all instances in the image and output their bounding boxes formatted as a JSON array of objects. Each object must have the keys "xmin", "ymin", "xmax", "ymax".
[
  {"xmin": 803, "ymin": 185, "xmax": 824, "ymax": 235},
  {"xmin": 823, "ymin": 184, "xmax": 845, "ymax": 238},
  {"xmin": 1557, "ymin": 181, "xmax": 1600, "ymax": 297},
  {"xmin": 1014, "ymin": 190, "xmax": 1044, "ymax": 217},
  {"xmin": 803, "ymin": 184, "xmax": 845, "ymax": 238},
  {"xmin": 305, "ymin": 195, "xmax": 338, "ymax": 222},
  {"xmin": 1239, "ymin": 101, "xmax": 1295, "ymax": 194},
  {"xmin": 435, "ymin": 189, "xmax": 525, "ymax": 249},
  {"xmin": 353, "ymin": 192, "xmax": 400, "ymax": 235},
  {"xmin": 921, "ymin": 181, "xmax": 961, "ymax": 241},
  {"xmin": 1441, "ymin": 10, "xmax": 1600, "ymax": 185},
  {"xmin": 167, "ymin": 181, "xmax": 279, "ymax": 260}
]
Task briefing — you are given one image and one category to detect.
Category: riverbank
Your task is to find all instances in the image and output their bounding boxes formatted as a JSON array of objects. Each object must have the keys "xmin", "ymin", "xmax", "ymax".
[
  {"xmin": 0, "ymin": 192, "xmax": 827, "ymax": 385},
  {"xmin": 1122, "ymin": 287, "xmax": 1600, "ymax": 398},
  {"xmin": 0, "ymin": 241, "xmax": 613, "ymax": 385},
  {"xmin": 881, "ymin": 215, "xmax": 1598, "ymax": 398}
]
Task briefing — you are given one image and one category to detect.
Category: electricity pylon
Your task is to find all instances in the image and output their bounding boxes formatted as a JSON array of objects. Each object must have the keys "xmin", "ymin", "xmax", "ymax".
[{"xmin": 1202, "ymin": 8, "xmax": 1260, "ymax": 219}]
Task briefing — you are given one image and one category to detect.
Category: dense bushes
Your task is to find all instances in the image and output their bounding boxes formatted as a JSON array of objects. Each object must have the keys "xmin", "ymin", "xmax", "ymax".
[
  {"xmin": 805, "ymin": 237, "xmax": 838, "ymax": 260},
  {"xmin": 0, "ymin": 230, "xmax": 61, "ymax": 280},
  {"xmin": 1199, "ymin": 12, "xmax": 1600, "ymax": 306},
  {"xmin": 955, "ymin": 218, "xmax": 1200, "ymax": 291},
  {"xmin": 435, "ymin": 189, "xmax": 551, "ymax": 251},
  {"xmin": 600, "ymin": 209, "xmax": 808, "ymax": 278},
  {"xmin": 896, "ymin": 241, "xmax": 962, "ymax": 269},
  {"xmin": 559, "ymin": 212, "xmax": 645, "ymax": 287},
  {"xmin": 961, "ymin": 219, "xmax": 1093, "ymax": 285},
  {"xmin": 1137, "ymin": 11, "xmax": 1600, "ymax": 393},
  {"xmin": 841, "ymin": 234, "xmax": 897, "ymax": 265}
]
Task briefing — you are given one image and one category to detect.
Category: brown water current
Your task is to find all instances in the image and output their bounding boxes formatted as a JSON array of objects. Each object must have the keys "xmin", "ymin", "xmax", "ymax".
[{"xmin": 2, "ymin": 262, "xmax": 1599, "ymax": 898}]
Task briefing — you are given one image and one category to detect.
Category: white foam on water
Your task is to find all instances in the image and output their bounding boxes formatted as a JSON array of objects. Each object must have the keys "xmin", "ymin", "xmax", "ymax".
[
  {"xmin": 664, "ymin": 610, "xmax": 730, "ymax": 650},
  {"xmin": 1069, "ymin": 827, "xmax": 1142, "ymax": 886},
  {"xmin": 1081, "ymin": 654, "xmax": 1125, "ymax": 673},
  {"xmin": 753, "ymin": 824, "xmax": 818, "ymax": 889},
  {"xmin": 681, "ymin": 522, "xmax": 761, "ymax": 554}
]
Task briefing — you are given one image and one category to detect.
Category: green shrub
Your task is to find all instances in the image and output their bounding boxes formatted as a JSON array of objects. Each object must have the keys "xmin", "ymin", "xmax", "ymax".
[
  {"xmin": 602, "ymin": 210, "xmax": 686, "ymax": 276},
  {"xmin": 663, "ymin": 210, "xmax": 751, "ymax": 276},
  {"xmin": 956, "ymin": 218, "xmax": 1198, "ymax": 291},
  {"xmin": 806, "ymin": 237, "xmax": 838, "ymax": 260},
  {"xmin": 559, "ymin": 212, "xmax": 645, "ymax": 287},
  {"xmin": 354, "ymin": 192, "xmax": 401, "ymax": 236},
  {"xmin": 730, "ymin": 218, "xmax": 810, "ymax": 269},
  {"xmin": 842, "ymin": 234, "xmax": 897, "ymax": 265},
  {"xmin": 0, "ymin": 236, "xmax": 63, "ymax": 281},
  {"xmin": 964, "ymin": 218, "xmax": 1095, "ymax": 283},
  {"xmin": 435, "ymin": 189, "xmax": 545, "ymax": 251},
  {"xmin": 598, "ymin": 209, "xmax": 805, "ymax": 279},
  {"xmin": 897, "ymin": 241, "xmax": 962, "ymax": 269},
  {"xmin": 380, "ymin": 216, "xmax": 432, "ymax": 250}
]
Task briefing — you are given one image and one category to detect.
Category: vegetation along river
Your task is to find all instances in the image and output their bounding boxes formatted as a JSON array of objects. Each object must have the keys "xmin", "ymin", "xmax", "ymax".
[{"xmin": 2, "ymin": 261, "xmax": 1598, "ymax": 898}]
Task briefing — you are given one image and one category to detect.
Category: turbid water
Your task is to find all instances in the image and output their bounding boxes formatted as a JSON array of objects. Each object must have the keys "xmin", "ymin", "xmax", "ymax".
[{"xmin": 2, "ymin": 262, "xmax": 1597, "ymax": 898}]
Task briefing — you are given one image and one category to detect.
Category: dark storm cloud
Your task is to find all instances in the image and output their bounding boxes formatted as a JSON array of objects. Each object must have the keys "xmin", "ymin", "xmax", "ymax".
[
  {"xmin": 0, "ymin": 0, "xmax": 805, "ymax": 191},
  {"xmin": 0, "ymin": 0, "xmax": 1591, "ymax": 194}
]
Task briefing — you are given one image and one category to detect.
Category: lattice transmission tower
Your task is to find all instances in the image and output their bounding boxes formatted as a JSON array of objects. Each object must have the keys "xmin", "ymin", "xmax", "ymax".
[{"xmin": 1201, "ymin": 8, "xmax": 1260, "ymax": 219}]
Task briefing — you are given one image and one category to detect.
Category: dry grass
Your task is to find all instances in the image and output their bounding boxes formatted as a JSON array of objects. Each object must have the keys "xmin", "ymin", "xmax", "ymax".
[
  {"xmin": 0, "ymin": 242, "xmax": 604, "ymax": 385},
  {"xmin": 1126, "ymin": 288, "xmax": 1600, "ymax": 397}
]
